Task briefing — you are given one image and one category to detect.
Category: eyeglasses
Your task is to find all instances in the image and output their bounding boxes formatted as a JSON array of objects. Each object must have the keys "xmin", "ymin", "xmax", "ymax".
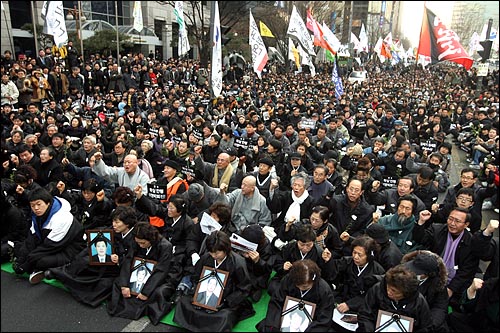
[
  {"xmin": 456, "ymin": 196, "xmax": 472, "ymax": 203},
  {"xmin": 461, "ymin": 175, "xmax": 475, "ymax": 180},
  {"xmin": 447, "ymin": 216, "xmax": 466, "ymax": 224}
]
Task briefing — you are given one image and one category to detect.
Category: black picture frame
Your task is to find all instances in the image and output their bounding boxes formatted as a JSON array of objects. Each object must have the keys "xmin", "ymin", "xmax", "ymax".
[
  {"xmin": 192, "ymin": 266, "xmax": 229, "ymax": 311},
  {"xmin": 129, "ymin": 257, "xmax": 157, "ymax": 296},
  {"xmin": 280, "ymin": 296, "xmax": 316, "ymax": 332},
  {"xmin": 86, "ymin": 229, "xmax": 114, "ymax": 266},
  {"xmin": 375, "ymin": 310, "xmax": 414, "ymax": 332}
]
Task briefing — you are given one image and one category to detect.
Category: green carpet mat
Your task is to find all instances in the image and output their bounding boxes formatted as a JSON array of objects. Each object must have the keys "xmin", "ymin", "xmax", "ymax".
[{"xmin": 2, "ymin": 262, "xmax": 269, "ymax": 331}]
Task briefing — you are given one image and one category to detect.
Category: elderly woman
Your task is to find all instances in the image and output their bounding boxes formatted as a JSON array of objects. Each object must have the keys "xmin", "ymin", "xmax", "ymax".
[
  {"xmin": 5, "ymin": 129, "xmax": 24, "ymax": 155},
  {"xmin": 268, "ymin": 171, "xmax": 319, "ymax": 231}
]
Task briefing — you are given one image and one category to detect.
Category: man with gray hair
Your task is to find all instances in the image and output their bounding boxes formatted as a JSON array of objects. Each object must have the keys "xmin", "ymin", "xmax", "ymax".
[
  {"xmin": 268, "ymin": 171, "xmax": 318, "ymax": 230},
  {"xmin": 217, "ymin": 175, "xmax": 271, "ymax": 232}
]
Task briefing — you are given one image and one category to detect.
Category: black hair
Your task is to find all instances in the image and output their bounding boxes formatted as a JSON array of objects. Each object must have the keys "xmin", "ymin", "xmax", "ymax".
[
  {"xmin": 208, "ymin": 202, "xmax": 232, "ymax": 226},
  {"xmin": 398, "ymin": 194, "xmax": 418, "ymax": 215},
  {"xmin": 112, "ymin": 186, "xmax": 135, "ymax": 204},
  {"xmin": 134, "ymin": 221, "xmax": 161, "ymax": 242},
  {"xmin": 289, "ymin": 259, "xmax": 321, "ymax": 286},
  {"xmin": 311, "ymin": 206, "xmax": 329, "ymax": 222},
  {"xmin": 205, "ymin": 230, "xmax": 232, "ymax": 254},
  {"xmin": 417, "ymin": 166, "xmax": 436, "ymax": 181},
  {"xmin": 28, "ymin": 187, "xmax": 53, "ymax": 204},
  {"xmin": 110, "ymin": 206, "xmax": 138, "ymax": 228},
  {"xmin": 14, "ymin": 164, "xmax": 38, "ymax": 183},
  {"xmin": 169, "ymin": 194, "xmax": 187, "ymax": 214},
  {"xmin": 351, "ymin": 235, "xmax": 380, "ymax": 262},
  {"xmin": 385, "ymin": 264, "xmax": 420, "ymax": 298},
  {"xmin": 296, "ymin": 224, "xmax": 316, "ymax": 243}
]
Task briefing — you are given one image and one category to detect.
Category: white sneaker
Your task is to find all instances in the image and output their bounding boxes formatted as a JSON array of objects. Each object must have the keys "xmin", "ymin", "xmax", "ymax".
[
  {"xmin": 494, "ymin": 208, "xmax": 499, "ymax": 214},
  {"xmin": 482, "ymin": 201, "xmax": 493, "ymax": 210},
  {"xmin": 29, "ymin": 271, "xmax": 45, "ymax": 285}
]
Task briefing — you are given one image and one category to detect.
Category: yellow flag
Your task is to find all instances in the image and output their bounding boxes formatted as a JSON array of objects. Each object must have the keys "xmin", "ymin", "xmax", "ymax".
[
  {"xmin": 292, "ymin": 45, "xmax": 300, "ymax": 69},
  {"xmin": 259, "ymin": 21, "xmax": 275, "ymax": 38}
]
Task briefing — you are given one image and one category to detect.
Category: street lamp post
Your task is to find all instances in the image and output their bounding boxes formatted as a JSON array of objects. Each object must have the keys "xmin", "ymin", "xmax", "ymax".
[{"xmin": 66, "ymin": 2, "xmax": 86, "ymax": 62}]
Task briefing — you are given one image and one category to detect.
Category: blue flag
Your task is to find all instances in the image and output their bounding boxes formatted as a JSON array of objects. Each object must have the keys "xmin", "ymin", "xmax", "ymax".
[{"xmin": 332, "ymin": 60, "xmax": 344, "ymax": 100}]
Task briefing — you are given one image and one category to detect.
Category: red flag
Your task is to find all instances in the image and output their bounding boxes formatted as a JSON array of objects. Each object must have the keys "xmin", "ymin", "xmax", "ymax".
[
  {"xmin": 417, "ymin": 6, "xmax": 473, "ymax": 69},
  {"xmin": 306, "ymin": 8, "xmax": 314, "ymax": 32},
  {"xmin": 381, "ymin": 42, "xmax": 392, "ymax": 59}
]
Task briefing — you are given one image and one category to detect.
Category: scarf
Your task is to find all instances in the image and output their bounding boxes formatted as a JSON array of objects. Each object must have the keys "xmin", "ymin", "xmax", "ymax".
[
  {"xmin": 284, "ymin": 190, "xmax": 309, "ymax": 223},
  {"xmin": 442, "ymin": 231, "xmax": 464, "ymax": 283},
  {"xmin": 212, "ymin": 163, "xmax": 233, "ymax": 188}
]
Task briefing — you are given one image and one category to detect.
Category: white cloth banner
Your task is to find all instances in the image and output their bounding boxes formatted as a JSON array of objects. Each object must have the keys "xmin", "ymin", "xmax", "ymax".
[
  {"xmin": 132, "ymin": 1, "xmax": 143, "ymax": 33},
  {"xmin": 298, "ymin": 44, "xmax": 315, "ymax": 76},
  {"xmin": 41, "ymin": 1, "xmax": 68, "ymax": 48},
  {"xmin": 287, "ymin": 5, "xmax": 315, "ymax": 56},
  {"xmin": 351, "ymin": 32, "xmax": 360, "ymax": 50},
  {"xmin": 322, "ymin": 22, "xmax": 341, "ymax": 53},
  {"xmin": 211, "ymin": 1, "xmax": 223, "ymax": 97},
  {"xmin": 358, "ymin": 23, "xmax": 369, "ymax": 52},
  {"xmin": 175, "ymin": 1, "xmax": 190, "ymax": 56},
  {"xmin": 249, "ymin": 10, "xmax": 268, "ymax": 79}
]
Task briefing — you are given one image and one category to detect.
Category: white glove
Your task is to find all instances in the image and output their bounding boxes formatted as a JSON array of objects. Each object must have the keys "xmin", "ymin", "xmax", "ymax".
[{"xmin": 191, "ymin": 253, "xmax": 200, "ymax": 266}]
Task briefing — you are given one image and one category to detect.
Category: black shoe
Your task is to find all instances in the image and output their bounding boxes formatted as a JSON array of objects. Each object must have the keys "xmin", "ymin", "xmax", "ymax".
[
  {"xmin": 251, "ymin": 289, "xmax": 262, "ymax": 302},
  {"xmin": 44, "ymin": 269, "xmax": 55, "ymax": 280}
]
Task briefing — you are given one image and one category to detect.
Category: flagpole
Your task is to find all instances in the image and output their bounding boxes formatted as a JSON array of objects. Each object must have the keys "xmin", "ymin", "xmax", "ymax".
[
  {"xmin": 78, "ymin": 0, "xmax": 84, "ymax": 63},
  {"xmin": 208, "ymin": 1, "xmax": 215, "ymax": 100},
  {"xmin": 2, "ymin": 2, "xmax": 14, "ymax": 54},
  {"xmin": 115, "ymin": 1, "xmax": 120, "ymax": 64},
  {"xmin": 31, "ymin": 1, "xmax": 39, "ymax": 56}
]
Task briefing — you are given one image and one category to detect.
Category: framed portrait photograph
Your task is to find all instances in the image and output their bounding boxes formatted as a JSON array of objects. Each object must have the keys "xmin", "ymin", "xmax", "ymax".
[
  {"xmin": 192, "ymin": 266, "xmax": 229, "ymax": 311},
  {"xmin": 280, "ymin": 296, "xmax": 316, "ymax": 332},
  {"xmin": 129, "ymin": 257, "xmax": 157, "ymax": 296},
  {"xmin": 86, "ymin": 229, "xmax": 114, "ymax": 266},
  {"xmin": 375, "ymin": 310, "xmax": 414, "ymax": 332}
]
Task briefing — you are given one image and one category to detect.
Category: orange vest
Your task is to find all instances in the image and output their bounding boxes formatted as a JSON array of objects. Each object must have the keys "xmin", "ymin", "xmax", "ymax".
[{"xmin": 149, "ymin": 180, "xmax": 189, "ymax": 228}]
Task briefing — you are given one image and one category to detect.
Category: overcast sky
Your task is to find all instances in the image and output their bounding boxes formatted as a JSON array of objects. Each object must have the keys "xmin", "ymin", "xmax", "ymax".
[{"xmin": 400, "ymin": 1, "xmax": 455, "ymax": 48}]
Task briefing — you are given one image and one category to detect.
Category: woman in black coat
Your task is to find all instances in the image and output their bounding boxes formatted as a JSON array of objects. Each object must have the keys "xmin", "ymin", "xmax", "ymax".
[
  {"xmin": 33, "ymin": 147, "xmax": 64, "ymax": 187},
  {"xmin": 402, "ymin": 250, "xmax": 450, "ymax": 332},
  {"xmin": 356, "ymin": 264, "xmax": 433, "ymax": 332},
  {"xmin": 256, "ymin": 259, "xmax": 336, "ymax": 332},
  {"xmin": 173, "ymin": 230, "xmax": 254, "ymax": 332},
  {"xmin": 48, "ymin": 206, "xmax": 137, "ymax": 307},
  {"xmin": 268, "ymin": 171, "xmax": 319, "ymax": 230},
  {"xmin": 323, "ymin": 235, "xmax": 385, "ymax": 316},
  {"xmin": 235, "ymin": 224, "xmax": 274, "ymax": 303},
  {"xmin": 107, "ymin": 222, "xmax": 175, "ymax": 325}
]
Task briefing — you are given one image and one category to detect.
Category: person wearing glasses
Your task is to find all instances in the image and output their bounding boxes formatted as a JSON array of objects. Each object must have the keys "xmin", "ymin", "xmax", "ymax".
[
  {"xmin": 412, "ymin": 207, "xmax": 483, "ymax": 311},
  {"xmin": 442, "ymin": 168, "xmax": 482, "ymax": 211},
  {"xmin": 430, "ymin": 187, "xmax": 482, "ymax": 233}
]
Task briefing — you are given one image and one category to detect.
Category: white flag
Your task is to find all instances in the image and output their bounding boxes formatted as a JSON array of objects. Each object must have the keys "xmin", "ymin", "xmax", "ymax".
[
  {"xmin": 41, "ymin": 1, "xmax": 68, "ymax": 48},
  {"xmin": 321, "ymin": 22, "xmax": 341, "ymax": 53},
  {"xmin": 133, "ymin": 1, "xmax": 143, "ymax": 33},
  {"xmin": 211, "ymin": 1, "xmax": 223, "ymax": 98},
  {"xmin": 287, "ymin": 5, "xmax": 315, "ymax": 56},
  {"xmin": 298, "ymin": 44, "xmax": 315, "ymax": 77},
  {"xmin": 358, "ymin": 23, "xmax": 368, "ymax": 52},
  {"xmin": 374, "ymin": 37, "xmax": 386, "ymax": 63},
  {"xmin": 175, "ymin": 1, "xmax": 190, "ymax": 57},
  {"xmin": 288, "ymin": 38, "xmax": 295, "ymax": 61},
  {"xmin": 351, "ymin": 32, "xmax": 360, "ymax": 50},
  {"xmin": 249, "ymin": 10, "xmax": 268, "ymax": 79}
]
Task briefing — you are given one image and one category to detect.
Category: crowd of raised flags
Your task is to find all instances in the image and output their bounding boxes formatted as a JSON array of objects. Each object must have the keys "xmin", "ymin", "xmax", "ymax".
[{"xmin": 39, "ymin": 1, "xmax": 483, "ymax": 100}]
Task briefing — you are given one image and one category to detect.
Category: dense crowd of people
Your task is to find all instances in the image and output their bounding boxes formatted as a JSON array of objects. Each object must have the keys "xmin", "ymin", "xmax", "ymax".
[{"xmin": 1, "ymin": 46, "xmax": 499, "ymax": 332}]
